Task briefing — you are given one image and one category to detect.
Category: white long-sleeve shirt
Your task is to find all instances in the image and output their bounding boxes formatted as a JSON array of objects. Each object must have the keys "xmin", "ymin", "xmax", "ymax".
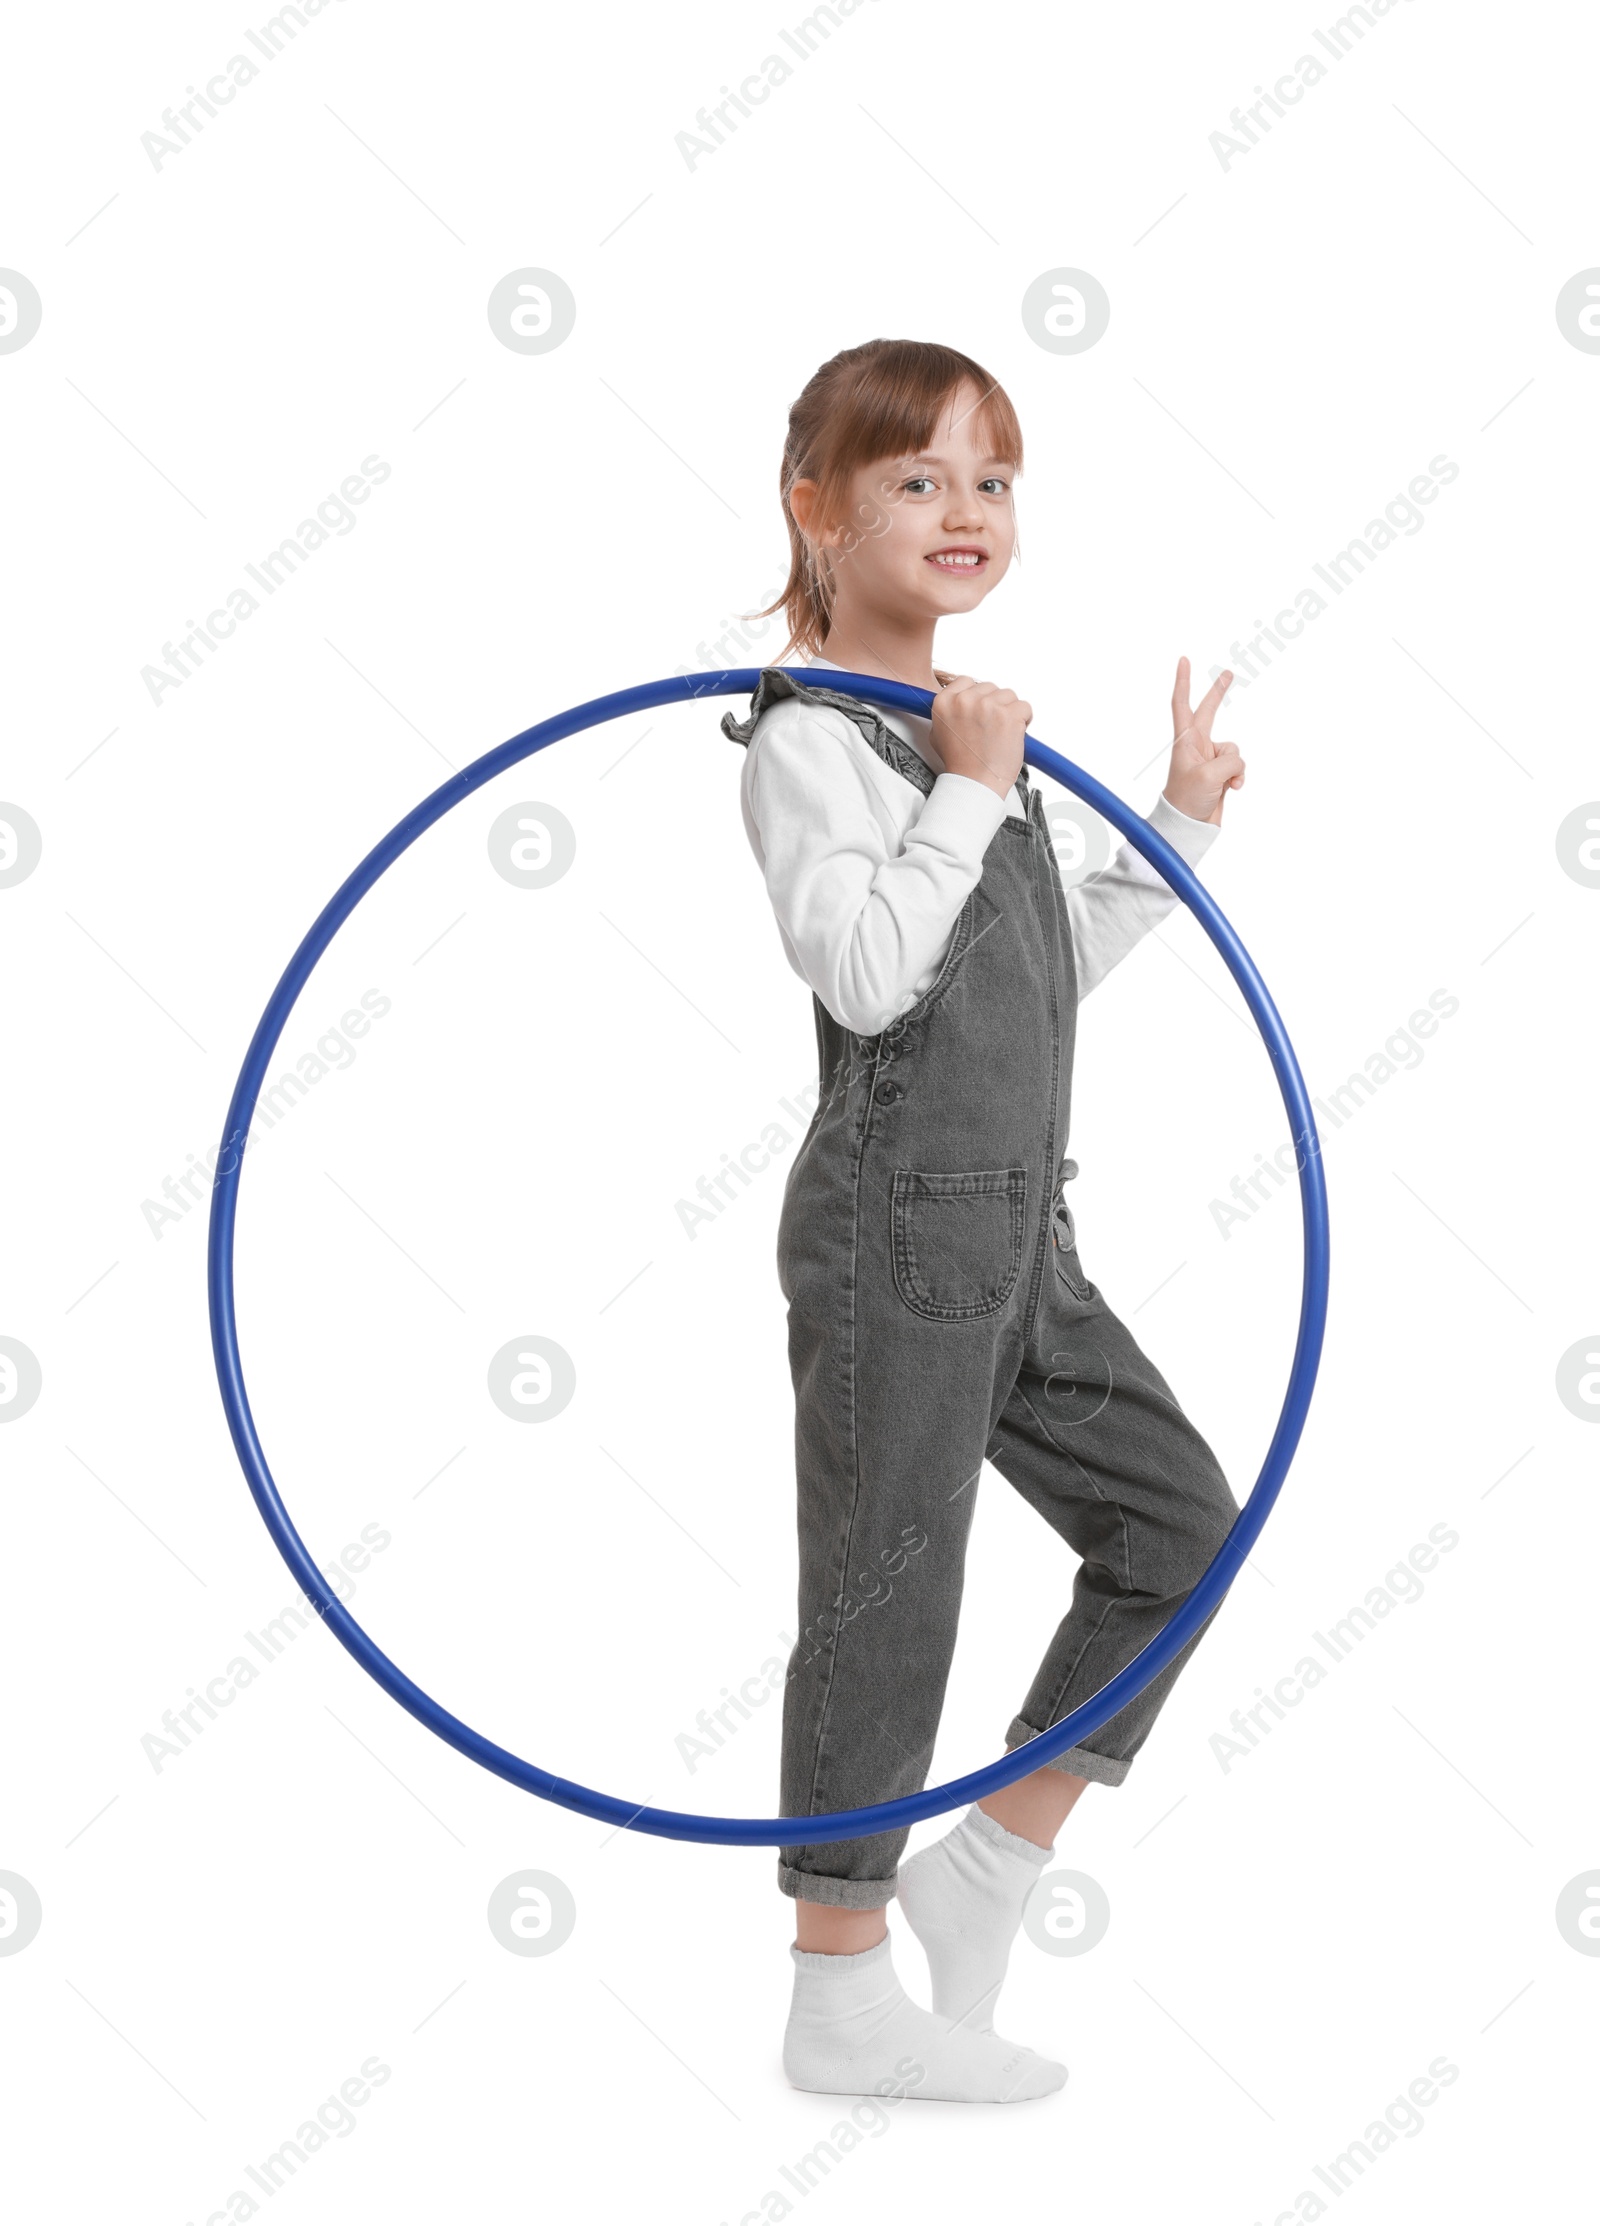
[{"xmin": 735, "ymin": 657, "xmax": 1221, "ymax": 1035}]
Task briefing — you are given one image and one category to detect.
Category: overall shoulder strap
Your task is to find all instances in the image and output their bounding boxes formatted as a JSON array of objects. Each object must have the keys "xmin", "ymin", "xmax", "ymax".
[
  {"xmin": 720, "ymin": 666, "xmax": 939, "ymax": 798},
  {"xmin": 721, "ymin": 665, "xmax": 1034, "ymax": 810}
]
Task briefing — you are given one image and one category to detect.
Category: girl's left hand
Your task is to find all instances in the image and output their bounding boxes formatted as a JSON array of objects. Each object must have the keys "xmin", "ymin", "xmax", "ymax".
[{"xmin": 1163, "ymin": 657, "xmax": 1245, "ymax": 826}]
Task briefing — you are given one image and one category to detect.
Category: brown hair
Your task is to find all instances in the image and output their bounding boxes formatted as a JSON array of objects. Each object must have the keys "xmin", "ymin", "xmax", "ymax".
[{"xmin": 751, "ymin": 338, "xmax": 1024, "ymax": 662}]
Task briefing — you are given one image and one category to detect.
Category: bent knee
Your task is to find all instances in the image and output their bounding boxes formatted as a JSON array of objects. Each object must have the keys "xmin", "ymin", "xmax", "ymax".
[{"xmin": 1171, "ymin": 1463, "xmax": 1242, "ymax": 1590}]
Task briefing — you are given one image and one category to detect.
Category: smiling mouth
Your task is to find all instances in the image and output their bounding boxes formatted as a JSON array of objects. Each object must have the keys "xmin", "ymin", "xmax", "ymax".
[{"xmin": 926, "ymin": 547, "xmax": 989, "ymax": 572}]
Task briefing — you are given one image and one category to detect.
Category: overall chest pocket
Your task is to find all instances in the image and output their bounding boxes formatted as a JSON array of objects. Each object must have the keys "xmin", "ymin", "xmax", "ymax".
[{"xmin": 891, "ymin": 1167, "xmax": 1028, "ymax": 1321}]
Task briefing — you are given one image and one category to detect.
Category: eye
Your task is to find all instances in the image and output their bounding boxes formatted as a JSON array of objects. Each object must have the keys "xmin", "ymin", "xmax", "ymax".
[
  {"xmin": 979, "ymin": 476, "xmax": 1011, "ymax": 495},
  {"xmin": 901, "ymin": 474, "xmax": 937, "ymax": 495}
]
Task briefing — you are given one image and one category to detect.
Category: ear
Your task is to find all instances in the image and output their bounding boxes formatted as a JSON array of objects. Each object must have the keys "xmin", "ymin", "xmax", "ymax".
[{"xmin": 789, "ymin": 477, "xmax": 823, "ymax": 540}]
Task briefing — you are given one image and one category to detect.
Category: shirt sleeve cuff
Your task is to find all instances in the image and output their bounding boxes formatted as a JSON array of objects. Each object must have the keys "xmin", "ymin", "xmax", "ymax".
[
  {"xmin": 1147, "ymin": 788, "xmax": 1221, "ymax": 868},
  {"xmin": 908, "ymin": 771, "xmax": 1012, "ymax": 868}
]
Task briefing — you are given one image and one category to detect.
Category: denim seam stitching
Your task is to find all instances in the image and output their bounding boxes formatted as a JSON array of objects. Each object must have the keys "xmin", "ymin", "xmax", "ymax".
[
  {"xmin": 1019, "ymin": 819, "xmax": 1065, "ymax": 1347},
  {"xmin": 795, "ymin": 1073, "xmax": 874, "ymax": 1851}
]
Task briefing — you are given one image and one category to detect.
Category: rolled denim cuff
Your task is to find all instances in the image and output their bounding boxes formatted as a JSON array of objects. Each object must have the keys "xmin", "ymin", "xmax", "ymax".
[
  {"xmin": 1005, "ymin": 1718, "xmax": 1131, "ymax": 1787},
  {"xmin": 777, "ymin": 1858, "xmax": 899, "ymax": 1909}
]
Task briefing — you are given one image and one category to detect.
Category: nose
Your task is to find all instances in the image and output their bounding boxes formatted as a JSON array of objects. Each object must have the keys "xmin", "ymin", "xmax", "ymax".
[{"xmin": 942, "ymin": 492, "xmax": 985, "ymax": 532}]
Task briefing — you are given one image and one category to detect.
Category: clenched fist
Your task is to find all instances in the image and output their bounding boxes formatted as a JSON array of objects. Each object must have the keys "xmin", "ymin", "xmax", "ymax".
[{"xmin": 930, "ymin": 674, "xmax": 1034, "ymax": 802}]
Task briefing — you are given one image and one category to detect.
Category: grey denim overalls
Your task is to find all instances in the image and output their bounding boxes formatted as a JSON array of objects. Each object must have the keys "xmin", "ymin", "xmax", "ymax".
[{"xmin": 724, "ymin": 668, "xmax": 1241, "ymax": 1909}]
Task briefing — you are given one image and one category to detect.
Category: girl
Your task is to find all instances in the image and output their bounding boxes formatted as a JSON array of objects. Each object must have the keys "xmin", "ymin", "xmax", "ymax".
[{"xmin": 722, "ymin": 339, "xmax": 1246, "ymax": 2104}]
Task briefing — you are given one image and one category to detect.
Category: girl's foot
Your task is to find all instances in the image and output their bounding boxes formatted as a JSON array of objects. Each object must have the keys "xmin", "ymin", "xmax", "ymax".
[
  {"xmin": 782, "ymin": 1934, "xmax": 1065, "ymax": 2103},
  {"xmin": 896, "ymin": 1803, "xmax": 1054, "ymax": 2034}
]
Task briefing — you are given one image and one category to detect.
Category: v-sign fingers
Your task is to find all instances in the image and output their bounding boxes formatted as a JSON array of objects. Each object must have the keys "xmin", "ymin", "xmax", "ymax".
[{"xmin": 1190, "ymin": 667, "xmax": 1234, "ymax": 742}]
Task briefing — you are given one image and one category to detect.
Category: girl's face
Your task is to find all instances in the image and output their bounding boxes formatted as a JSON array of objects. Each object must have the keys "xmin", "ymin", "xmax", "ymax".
[{"xmin": 805, "ymin": 379, "xmax": 1019, "ymax": 628}]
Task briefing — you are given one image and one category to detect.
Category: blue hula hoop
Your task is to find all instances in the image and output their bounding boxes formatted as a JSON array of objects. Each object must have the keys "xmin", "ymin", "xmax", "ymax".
[{"xmin": 208, "ymin": 667, "xmax": 1329, "ymax": 1847}]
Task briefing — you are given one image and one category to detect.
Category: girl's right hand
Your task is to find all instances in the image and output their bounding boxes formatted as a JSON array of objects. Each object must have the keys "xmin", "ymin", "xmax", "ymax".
[{"xmin": 930, "ymin": 674, "xmax": 1032, "ymax": 800}]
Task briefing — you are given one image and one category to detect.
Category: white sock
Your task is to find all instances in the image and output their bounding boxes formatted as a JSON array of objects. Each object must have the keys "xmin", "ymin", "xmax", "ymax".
[
  {"xmin": 896, "ymin": 1803, "xmax": 1055, "ymax": 2033},
  {"xmin": 782, "ymin": 1934, "xmax": 1065, "ymax": 2104}
]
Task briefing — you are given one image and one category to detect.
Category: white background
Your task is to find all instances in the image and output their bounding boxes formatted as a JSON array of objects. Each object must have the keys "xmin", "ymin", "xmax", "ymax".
[{"xmin": 2, "ymin": 0, "xmax": 1594, "ymax": 2218}]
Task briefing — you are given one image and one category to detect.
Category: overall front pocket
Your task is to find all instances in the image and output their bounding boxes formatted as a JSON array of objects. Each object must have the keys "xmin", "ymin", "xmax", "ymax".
[{"xmin": 890, "ymin": 1166, "xmax": 1028, "ymax": 1321}]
